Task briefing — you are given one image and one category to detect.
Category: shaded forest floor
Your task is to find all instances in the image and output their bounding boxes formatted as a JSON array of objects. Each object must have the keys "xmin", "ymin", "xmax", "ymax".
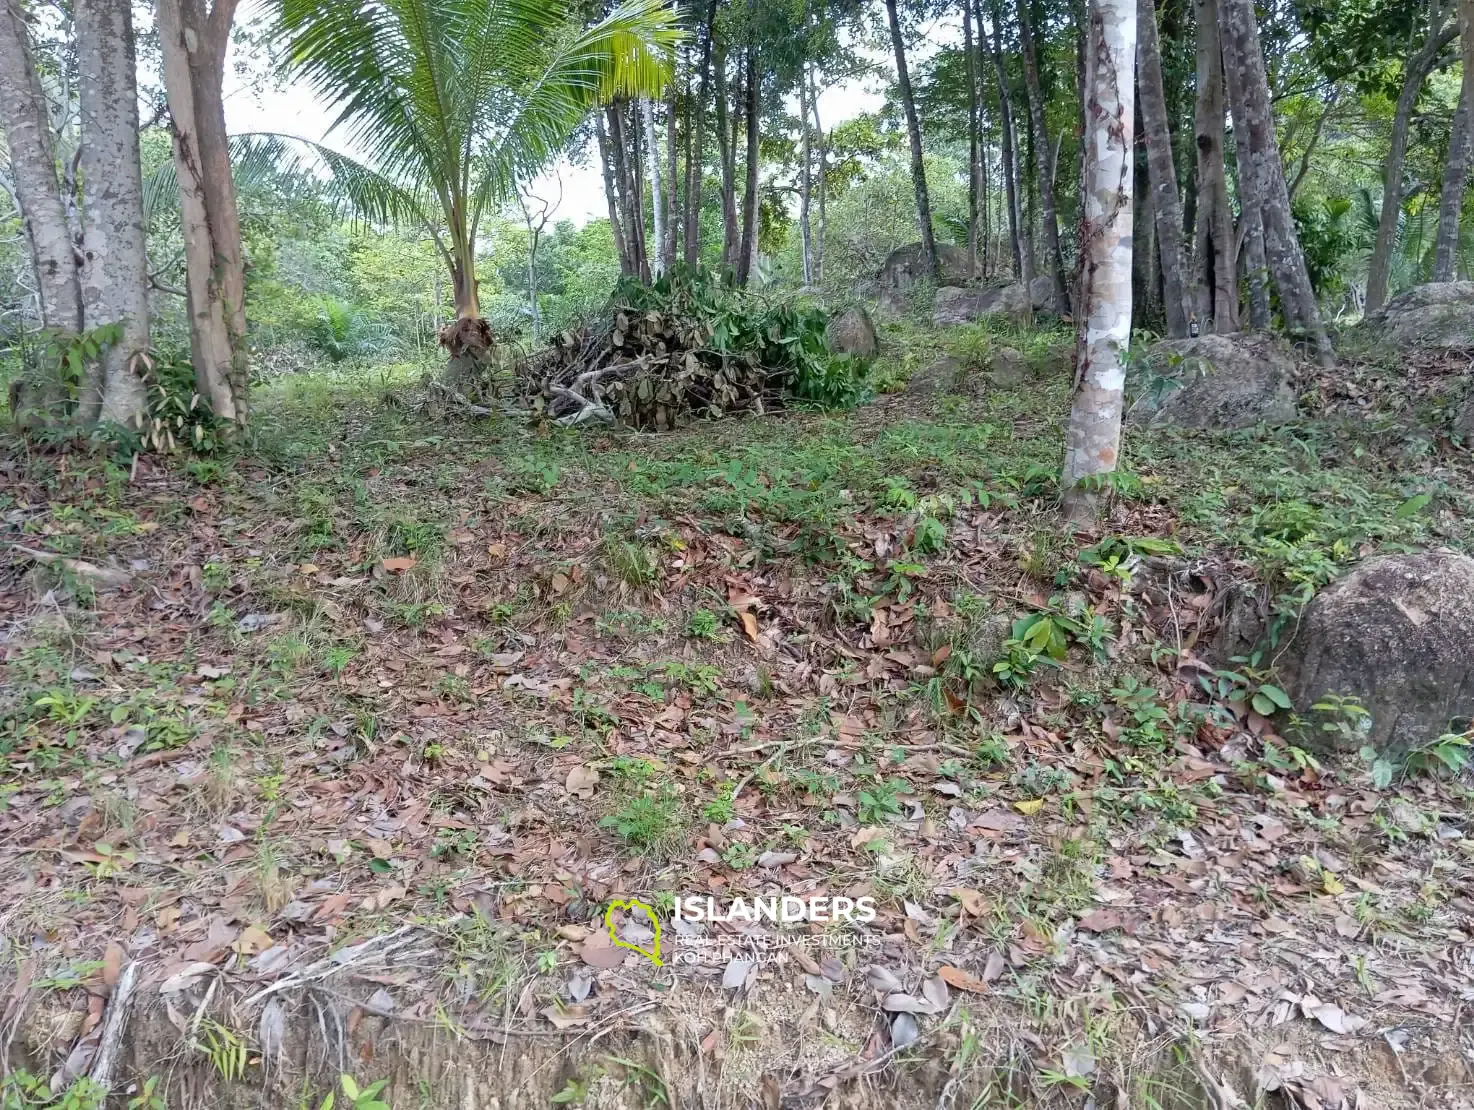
[{"xmin": 3, "ymin": 322, "xmax": 1474, "ymax": 1108}]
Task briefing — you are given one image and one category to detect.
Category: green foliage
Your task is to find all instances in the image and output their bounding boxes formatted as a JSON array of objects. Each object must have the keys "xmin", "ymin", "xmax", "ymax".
[
  {"xmin": 136, "ymin": 348, "xmax": 222, "ymax": 455},
  {"xmin": 318, "ymin": 1075, "xmax": 391, "ymax": 1110},
  {"xmin": 1363, "ymin": 732, "xmax": 1472, "ymax": 788},
  {"xmin": 600, "ymin": 783, "xmax": 680, "ymax": 846},
  {"xmin": 609, "ymin": 265, "xmax": 869, "ymax": 409}
]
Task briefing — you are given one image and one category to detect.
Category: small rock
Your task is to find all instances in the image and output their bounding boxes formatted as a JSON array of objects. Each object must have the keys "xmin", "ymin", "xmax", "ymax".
[
  {"xmin": 906, "ymin": 356, "xmax": 966, "ymax": 396},
  {"xmin": 988, "ymin": 346, "xmax": 1028, "ymax": 387},
  {"xmin": 826, "ymin": 306, "xmax": 879, "ymax": 357}
]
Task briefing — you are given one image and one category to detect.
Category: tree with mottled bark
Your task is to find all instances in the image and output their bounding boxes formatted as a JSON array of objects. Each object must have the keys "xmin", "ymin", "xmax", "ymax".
[
  {"xmin": 1016, "ymin": 0, "xmax": 1069, "ymax": 312},
  {"xmin": 1219, "ymin": 0, "xmax": 1334, "ymax": 365},
  {"xmin": 1062, "ymin": 0, "xmax": 1136, "ymax": 519},
  {"xmin": 1191, "ymin": 0, "xmax": 1236, "ymax": 333},
  {"xmin": 75, "ymin": 0, "xmax": 150, "ymax": 427},
  {"xmin": 158, "ymin": 0, "xmax": 249, "ymax": 424},
  {"xmin": 1434, "ymin": 0, "xmax": 1474, "ymax": 281},
  {"xmin": 884, "ymin": 0, "xmax": 940, "ymax": 281},
  {"xmin": 1135, "ymin": 0, "xmax": 1188, "ymax": 336},
  {"xmin": 0, "ymin": 0, "xmax": 83, "ymax": 359},
  {"xmin": 1366, "ymin": 7, "xmax": 1457, "ymax": 302}
]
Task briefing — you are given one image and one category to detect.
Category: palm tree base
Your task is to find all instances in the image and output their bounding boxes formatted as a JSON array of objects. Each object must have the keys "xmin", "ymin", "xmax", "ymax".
[{"xmin": 440, "ymin": 317, "xmax": 497, "ymax": 392}]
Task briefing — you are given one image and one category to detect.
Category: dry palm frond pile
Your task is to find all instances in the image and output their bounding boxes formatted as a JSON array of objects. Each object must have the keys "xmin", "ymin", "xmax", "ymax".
[{"xmin": 518, "ymin": 266, "xmax": 866, "ymax": 430}]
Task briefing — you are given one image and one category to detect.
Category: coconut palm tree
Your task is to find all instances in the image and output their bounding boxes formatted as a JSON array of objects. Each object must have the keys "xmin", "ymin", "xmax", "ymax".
[{"xmin": 269, "ymin": 0, "xmax": 680, "ymax": 375}]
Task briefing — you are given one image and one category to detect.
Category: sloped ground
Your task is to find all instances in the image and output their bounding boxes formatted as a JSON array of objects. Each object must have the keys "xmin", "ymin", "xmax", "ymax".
[{"xmin": 2, "ymin": 326, "xmax": 1473, "ymax": 1108}]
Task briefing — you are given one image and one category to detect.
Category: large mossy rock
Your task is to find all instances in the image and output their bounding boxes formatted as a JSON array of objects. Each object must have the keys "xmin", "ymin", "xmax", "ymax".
[
  {"xmin": 933, "ymin": 277, "xmax": 1055, "ymax": 327},
  {"xmin": 1127, "ymin": 334, "xmax": 1297, "ymax": 430},
  {"xmin": 1280, "ymin": 552, "xmax": 1474, "ymax": 753},
  {"xmin": 1360, "ymin": 282, "xmax": 1474, "ymax": 349},
  {"xmin": 827, "ymin": 306, "xmax": 879, "ymax": 357},
  {"xmin": 877, "ymin": 242, "xmax": 970, "ymax": 315}
]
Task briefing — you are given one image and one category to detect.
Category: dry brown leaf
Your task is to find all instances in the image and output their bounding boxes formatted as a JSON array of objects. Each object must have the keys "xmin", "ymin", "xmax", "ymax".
[
  {"xmin": 739, "ymin": 610, "xmax": 759, "ymax": 642},
  {"xmin": 381, "ymin": 556, "xmax": 417, "ymax": 573},
  {"xmin": 937, "ymin": 964, "xmax": 990, "ymax": 993}
]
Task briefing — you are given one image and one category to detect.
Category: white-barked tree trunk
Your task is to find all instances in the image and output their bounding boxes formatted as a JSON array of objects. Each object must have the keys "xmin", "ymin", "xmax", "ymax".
[
  {"xmin": 76, "ymin": 0, "xmax": 150, "ymax": 427},
  {"xmin": 1061, "ymin": 0, "xmax": 1136, "ymax": 520}
]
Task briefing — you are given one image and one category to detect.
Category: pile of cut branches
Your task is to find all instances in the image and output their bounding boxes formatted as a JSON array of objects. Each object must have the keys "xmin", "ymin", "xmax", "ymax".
[{"xmin": 519, "ymin": 266, "xmax": 864, "ymax": 430}]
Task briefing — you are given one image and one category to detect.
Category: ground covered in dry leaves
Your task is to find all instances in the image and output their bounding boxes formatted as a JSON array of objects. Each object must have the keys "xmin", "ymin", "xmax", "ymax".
[{"xmin": 3, "ymin": 327, "xmax": 1474, "ymax": 1108}]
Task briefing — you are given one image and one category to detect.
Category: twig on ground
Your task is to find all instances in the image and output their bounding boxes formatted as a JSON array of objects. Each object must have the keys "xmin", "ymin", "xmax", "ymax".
[
  {"xmin": 89, "ymin": 960, "xmax": 140, "ymax": 1092},
  {"xmin": 10, "ymin": 544, "xmax": 132, "ymax": 588}
]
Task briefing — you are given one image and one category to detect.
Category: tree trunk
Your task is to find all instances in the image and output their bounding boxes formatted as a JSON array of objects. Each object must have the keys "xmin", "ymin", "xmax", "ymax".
[
  {"xmin": 1133, "ymin": 99, "xmax": 1155, "ymax": 323},
  {"xmin": 1135, "ymin": 0, "xmax": 1189, "ymax": 336},
  {"xmin": 665, "ymin": 79, "xmax": 679, "ymax": 270},
  {"xmin": 685, "ymin": 0, "xmax": 717, "ymax": 266},
  {"xmin": 884, "ymin": 0, "xmax": 940, "ymax": 280},
  {"xmin": 799, "ymin": 77, "xmax": 813, "ymax": 285},
  {"xmin": 715, "ymin": 41, "xmax": 739, "ymax": 272},
  {"xmin": 0, "ymin": 0, "xmax": 82, "ymax": 363},
  {"xmin": 642, "ymin": 98, "xmax": 665, "ymax": 278},
  {"xmin": 1366, "ymin": 12, "xmax": 1455, "ymax": 306},
  {"xmin": 609, "ymin": 103, "xmax": 647, "ymax": 280},
  {"xmin": 1016, "ymin": 0, "xmax": 1070, "ymax": 312},
  {"xmin": 736, "ymin": 47, "xmax": 759, "ymax": 286},
  {"xmin": 1219, "ymin": 0, "xmax": 1334, "ymax": 364},
  {"xmin": 75, "ymin": 0, "xmax": 150, "ymax": 428},
  {"xmin": 1219, "ymin": 21, "xmax": 1269, "ymax": 328},
  {"xmin": 157, "ymin": 0, "xmax": 247, "ymax": 424},
  {"xmin": 1191, "ymin": 0, "xmax": 1237, "ymax": 332},
  {"xmin": 987, "ymin": 0, "xmax": 1024, "ymax": 278},
  {"xmin": 596, "ymin": 111, "xmax": 634, "ymax": 275},
  {"xmin": 964, "ymin": 0, "xmax": 981, "ymax": 278},
  {"xmin": 1062, "ymin": 0, "xmax": 1136, "ymax": 520},
  {"xmin": 808, "ymin": 66, "xmax": 827, "ymax": 284},
  {"xmin": 1434, "ymin": 0, "xmax": 1474, "ymax": 281}
]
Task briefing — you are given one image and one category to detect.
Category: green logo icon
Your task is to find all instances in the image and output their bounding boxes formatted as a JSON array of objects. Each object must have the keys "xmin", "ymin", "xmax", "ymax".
[{"xmin": 604, "ymin": 898, "xmax": 663, "ymax": 966}]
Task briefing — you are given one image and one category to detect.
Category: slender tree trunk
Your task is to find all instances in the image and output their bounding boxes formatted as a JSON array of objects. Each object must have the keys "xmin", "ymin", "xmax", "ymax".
[
  {"xmin": 642, "ymin": 98, "xmax": 665, "ymax": 277},
  {"xmin": 1192, "ymin": 0, "xmax": 1237, "ymax": 332},
  {"xmin": 665, "ymin": 80, "xmax": 679, "ymax": 270},
  {"xmin": 736, "ymin": 47, "xmax": 760, "ymax": 286},
  {"xmin": 0, "ymin": 0, "xmax": 82, "ymax": 354},
  {"xmin": 981, "ymin": 137, "xmax": 992, "ymax": 276},
  {"xmin": 158, "ymin": 0, "xmax": 247, "ymax": 424},
  {"xmin": 964, "ymin": 0, "xmax": 982, "ymax": 277},
  {"xmin": 610, "ymin": 103, "xmax": 647, "ymax": 280},
  {"xmin": 987, "ymin": 0, "xmax": 1024, "ymax": 278},
  {"xmin": 808, "ymin": 66, "xmax": 827, "ymax": 284},
  {"xmin": 1220, "ymin": 0, "xmax": 1334, "ymax": 364},
  {"xmin": 799, "ymin": 78, "xmax": 813, "ymax": 285},
  {"xmin": 76, "ymin": 0, "xmax": 150, "ymax": 427},
  {"xmin": 885, "ymin": 0, "xmax": 940, "ymax": 280},
  {"xmin": 1063, "ymin": 0, "xmax": 1136, "ymax": 519},
  {"xmin": 1219, "ymin": 23, "xmax": 1268, "ymax": 328},
  {"xmin": 1135, "ymin": 0, "xmax": 1189, "ymax": 335},
  {"xmin": 1133, "ymin": 100, "xmax": 1155, "ymax": 322},
  {"xmin": 1368, "ymin": 16, "xmax": 1455, "ymax": 304},
  {"xmin": 1435, "ymin": 0, "xmax": 1474, "ymax": 281},
  {"xmin": 715, "ymin": 42, "xmax": 739, "ymax": 272},
  {"xmin": 1017, "ymin": 0, "xmax": 1070, "ymax": 311},
  {"xmin": 596, "ymin": 112, "xmax": 634, "ymax": 275},
  {"xmin": 685, "ymin": 0, "xmax": 717, "ymax": 266}
]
